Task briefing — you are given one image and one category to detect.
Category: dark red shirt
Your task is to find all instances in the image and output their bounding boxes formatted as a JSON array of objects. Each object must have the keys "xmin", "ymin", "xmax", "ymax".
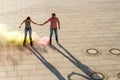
[{"xmin": 45, "ymin": 17, "xmax": 59, "ymax": 28}]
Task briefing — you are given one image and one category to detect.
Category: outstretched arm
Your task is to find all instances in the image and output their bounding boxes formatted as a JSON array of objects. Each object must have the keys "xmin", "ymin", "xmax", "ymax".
[
  {"xmin": 19, "ymin": 20, "xmax": 25, "ymax": 28},
  {"xmin": 31, "ymin": 20, "xmax": 39, "ymax": 25},
  {"xmin": 41, "ymin": 19, "xmax": 50, "ymax": 26}
]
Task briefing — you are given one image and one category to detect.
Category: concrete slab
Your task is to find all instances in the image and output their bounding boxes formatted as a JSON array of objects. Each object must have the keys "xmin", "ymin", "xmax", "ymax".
[{"xmin": 0, "ymin": 0, "xmax": 120, "ymax": 80}]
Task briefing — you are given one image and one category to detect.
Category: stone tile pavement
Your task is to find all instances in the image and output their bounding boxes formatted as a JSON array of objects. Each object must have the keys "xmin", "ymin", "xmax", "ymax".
[{"xmin": 0, "ymin": 0, "xmax": 120, "ymax": 80}]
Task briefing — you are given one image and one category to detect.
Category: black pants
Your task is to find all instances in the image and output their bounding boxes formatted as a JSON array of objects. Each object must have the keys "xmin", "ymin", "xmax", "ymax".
[{"xmin": 50, "ymin": 28, "xmax": 58, "ymax": 44}]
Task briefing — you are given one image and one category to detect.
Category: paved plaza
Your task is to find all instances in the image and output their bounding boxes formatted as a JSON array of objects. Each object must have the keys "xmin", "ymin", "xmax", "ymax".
[{"xmin": 0, "ymin": 0, "xmax": 120, "ymax": 80}]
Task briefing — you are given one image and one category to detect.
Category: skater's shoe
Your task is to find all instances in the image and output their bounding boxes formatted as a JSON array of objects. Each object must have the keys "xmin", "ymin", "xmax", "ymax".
[
  {"xmin": 30, "ymin": 41, "xmax": 33, "ymax": 46},
  {"xmin": 49, "ymin": 39, "xmax": 52, "ymax": 46},
  {"xmin": 56, "ymin": 40, "xmax": 59, "ymax": 44},
  {"xmin": 23, "ymin": 43, "xmax": 26, "ymax": 47},
  {"xmin": 49, "ymin": 42, "xmax": 52, "ymax": 46}
]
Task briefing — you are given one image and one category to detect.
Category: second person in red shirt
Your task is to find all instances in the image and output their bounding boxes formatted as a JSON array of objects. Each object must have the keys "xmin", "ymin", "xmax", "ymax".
[{"xmin": 41, "ymin": 13, "xmax": 60, "ymax": 45}]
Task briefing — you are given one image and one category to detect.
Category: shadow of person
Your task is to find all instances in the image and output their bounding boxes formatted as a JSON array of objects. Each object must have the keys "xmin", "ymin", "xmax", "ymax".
[
  {"xmin": 50, "ymin": 44, "xmax": 102, "ymax": 80},
  {"xmin": 68, "ymin": 72, "xmax": 90, "ymax": 80},
  {"xmin": 26, "ymin": 46, "xmax": 66, "ymax": 80}
]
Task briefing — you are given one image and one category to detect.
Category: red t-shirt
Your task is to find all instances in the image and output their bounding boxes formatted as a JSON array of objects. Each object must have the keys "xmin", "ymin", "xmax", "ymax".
[{"xmin": 45, "ymin": 17, "xmax": 59, "ymax": 28}]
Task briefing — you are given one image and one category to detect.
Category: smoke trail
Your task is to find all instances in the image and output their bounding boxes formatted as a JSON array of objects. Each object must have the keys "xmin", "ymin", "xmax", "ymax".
[
  {"xmin": 32, "ymin": 32, "xmax": 50, "ymax": 46},
  {"xmin": 0, "ymin": 24, "xmax": 25, "ymax": 45},
  {"xmin": 0, "ymin": 24, "xmax": 50, "ymax": 46}
]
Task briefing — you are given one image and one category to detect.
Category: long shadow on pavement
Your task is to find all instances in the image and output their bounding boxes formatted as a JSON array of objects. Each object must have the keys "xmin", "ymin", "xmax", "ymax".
[
  {"xmin": 50, "ymin": 44, "xmax": 102, "ymax": 80},
  {"xmin": 26, "ymin": 46, "xmax": 66, "ymax": 80}
]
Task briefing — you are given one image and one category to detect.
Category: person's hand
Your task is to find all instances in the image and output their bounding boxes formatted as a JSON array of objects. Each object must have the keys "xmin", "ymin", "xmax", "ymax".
[
  {"xmin": 19, "ymin": 26, "xmax": 21, "ymax": 28},
  {"xmin": 58, "ymin": 26, "xmax": 60, "ymax": 30},
  {"xmin": 40, "ymin": 24, "xmax": 44, "ymax": 26},
  {"xmin": 40, "ymin": 24, "xmax": 42, "ymax": 26}
]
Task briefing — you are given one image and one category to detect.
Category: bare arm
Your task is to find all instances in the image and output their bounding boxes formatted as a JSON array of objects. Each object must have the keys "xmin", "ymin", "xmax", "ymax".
[
  {"xmin": 41, "ymin": 18, "xmax": 50, "ymax": 26},
  {"xmin": 19, "ymin": 20, "xmax": 25, "ymax": 28},
  {"xmin": 31, "ymin": 20, "xmax": 39, "ymax": 25}
]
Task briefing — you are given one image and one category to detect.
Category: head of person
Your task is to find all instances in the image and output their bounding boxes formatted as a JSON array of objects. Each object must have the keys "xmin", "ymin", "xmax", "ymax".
[
  {"xmin": 52, "ymin": 13, "xmax": 56, "ymax": 18},
  {"xmin": 26, "ymin": 16, "xmax": 31, "ymax": 20}
]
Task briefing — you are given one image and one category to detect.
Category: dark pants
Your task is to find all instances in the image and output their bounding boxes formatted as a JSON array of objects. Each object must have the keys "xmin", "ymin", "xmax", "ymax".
[
  {"xmin": 50, "ymin": 28, "xmax": 58, "ymax": 44},
  {"xmin": 23, "ymin": 28, "xmax": 32, "ymax": 45}
]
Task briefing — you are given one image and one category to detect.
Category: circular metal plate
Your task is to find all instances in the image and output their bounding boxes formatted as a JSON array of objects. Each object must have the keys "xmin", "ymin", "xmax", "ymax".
[
  {"xmin": 90, "ymin": 72, "xmax": 105, "ymax": 80},
  {"xmin": 86, "ymin": 48, "xmax": 99, "ymax": 55},
  {"xmin": 109, "ymin": 48, "xmax": 120, "ymax": 55}
]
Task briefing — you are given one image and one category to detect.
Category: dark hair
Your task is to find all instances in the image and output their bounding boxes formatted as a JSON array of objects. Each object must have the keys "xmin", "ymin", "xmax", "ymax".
[
  {"xmin": 26, "ymin": 16, "xmax": 31, "ymax": 20},
  {"xmin": 52, "ymin": 13, "xmax": 56, "ymax": 16}
]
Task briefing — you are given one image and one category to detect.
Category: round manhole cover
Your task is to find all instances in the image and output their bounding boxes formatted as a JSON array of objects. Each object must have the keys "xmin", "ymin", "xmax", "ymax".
[
  {"xmin": 109, "ymin": 48, "xmax": 120, "ymax": 55},
  {"xmin": 90, "ymin": 72, "xmax": 105, "ymax": 80},
  {"xmin": 86, "ymin": 48, "xmax": 99, "ymax": 55},
  {"xmin": 117, "ymin": 72, "xmax": 120, "ymax": 79}
]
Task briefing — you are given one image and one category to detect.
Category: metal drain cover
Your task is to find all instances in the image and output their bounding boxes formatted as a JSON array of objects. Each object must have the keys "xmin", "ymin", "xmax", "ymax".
[
  {"xmin": 90, "ymin": 72, "xmax": 105, "ymax": 80},
  {"xmin": 109, "ymin": 48, "xmax": 120, "ymax": 55},
  {"xmin": 86, "ymin": 48, "xmax": 99, "ymax": 55}
]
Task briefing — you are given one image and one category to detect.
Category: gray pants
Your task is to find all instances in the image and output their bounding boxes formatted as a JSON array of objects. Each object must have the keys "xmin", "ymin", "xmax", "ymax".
[
  {"xmin": 23, "ymin": 28, "xmax": 32, "ymax": 44},
  {"xmin": 50, "ymin": 28, "xmax": 58, "ymax": 44}
]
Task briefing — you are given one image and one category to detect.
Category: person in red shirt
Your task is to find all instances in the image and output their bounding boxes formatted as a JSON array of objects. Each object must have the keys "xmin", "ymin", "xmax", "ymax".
[{"xmin": 41, "ymin": 13, "xmax": 60, "ymax": 45}]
